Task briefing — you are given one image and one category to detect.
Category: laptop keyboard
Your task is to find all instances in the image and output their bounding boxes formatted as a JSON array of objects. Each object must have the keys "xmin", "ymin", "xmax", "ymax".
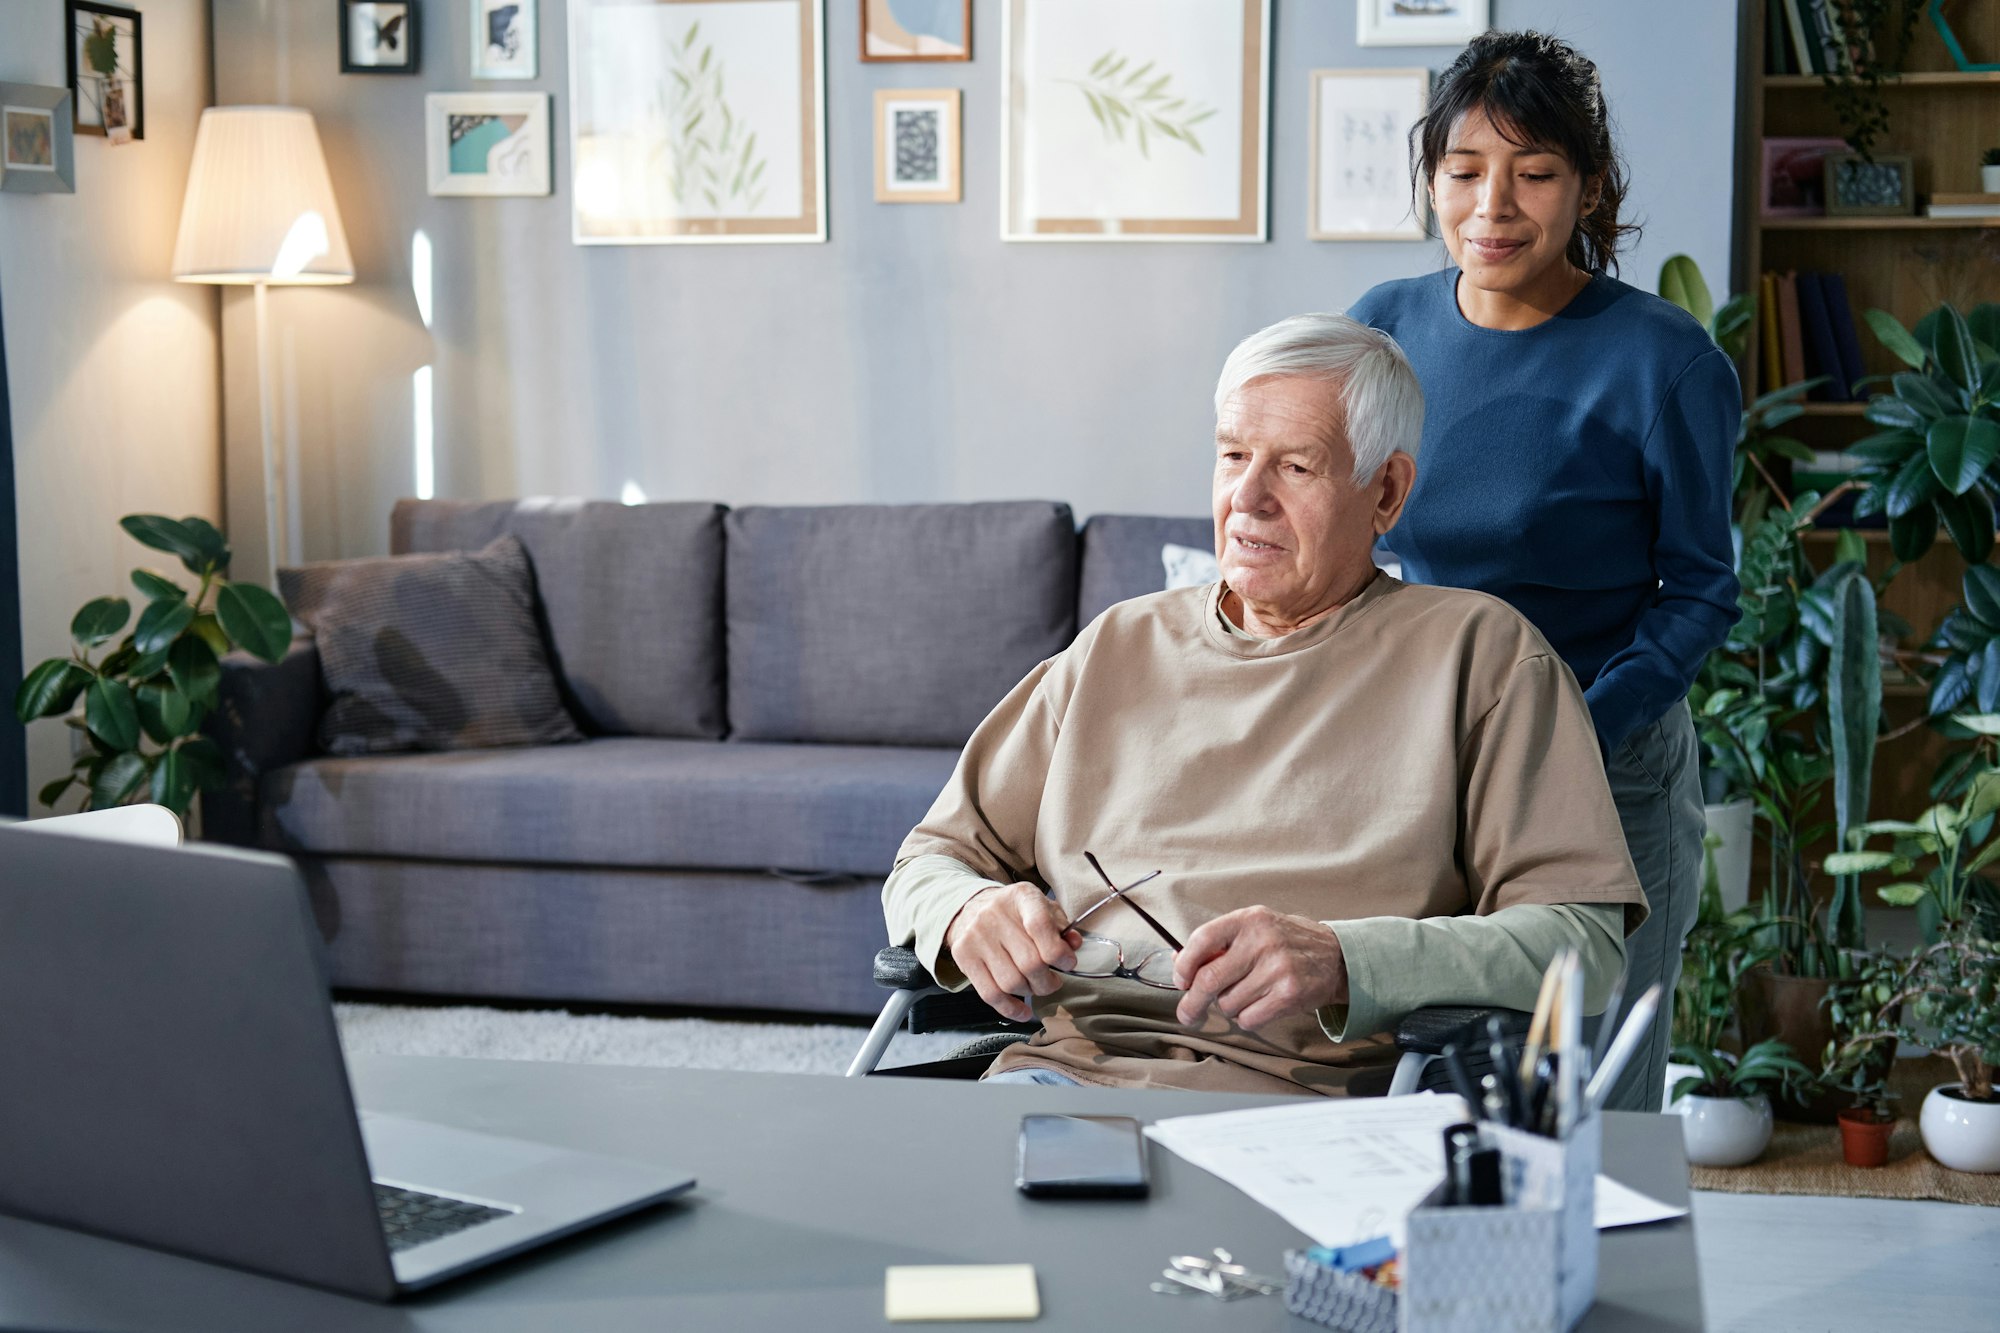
[{"xmin": 374, "ymin": 1183, "xmax": 513, "ymax": 1253}]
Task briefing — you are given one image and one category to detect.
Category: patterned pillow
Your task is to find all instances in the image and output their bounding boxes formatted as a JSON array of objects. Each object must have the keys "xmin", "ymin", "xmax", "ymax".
[{"xmin": 279, "ymin": 535, "xmax": 583, "ymax": 756}]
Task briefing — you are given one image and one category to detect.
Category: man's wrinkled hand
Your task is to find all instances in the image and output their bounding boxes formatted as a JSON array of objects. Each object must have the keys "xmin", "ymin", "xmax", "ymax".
[
  {"xmin": 1172, "ymin": 906, "xmax": 1347, "ymax": 1030},
  {"xmin": 942, "ymin": 882, "xmax": 1081, "ymax": 1024}
]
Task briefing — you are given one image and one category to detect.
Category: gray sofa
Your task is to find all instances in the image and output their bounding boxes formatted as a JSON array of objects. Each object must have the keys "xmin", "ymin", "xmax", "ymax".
[{"xmin": 207, "ymin": 499, "xmax": 1209, "ymax": 1017}]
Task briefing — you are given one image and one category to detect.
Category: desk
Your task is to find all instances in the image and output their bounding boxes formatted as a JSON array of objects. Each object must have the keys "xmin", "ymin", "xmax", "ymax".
[{"xmin": 0, "ymin": 1055, "xmax": 1700, "ymax": 1331}]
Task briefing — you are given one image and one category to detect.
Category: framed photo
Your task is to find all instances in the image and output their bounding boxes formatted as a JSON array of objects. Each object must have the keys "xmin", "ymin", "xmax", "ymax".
[
  {"xmin": 340, "ymin": 0, "xmax": 421, "ymax": 74},
  {"xmin": 1309, "ymin": 68, "xmax": 1427, "ymax": 240},
  {"xmin": 875, "ymin": 88, "xmax": 959, "ymax": 202},
  {"xmin": 1001, "ymin": 0, "xmax": 1270, "ymax": 243},
  {"xmin": 569, "ymin": 0, "xmax": 826, "ymax": 245},
  {"xmin": 1827, "ymin": 152, "xmax": 1915, "ymax": 216},
  {"xmin": 1760, "ymin": 136, "xmax": 1845, "ymax": 217},
  {"xmin": 473, "ymin": 0, "xmax": 536, "ymax": 79},
  {"xmin": 1356, "ymin": 0, "xmax": 1489, "ymax": 48},
  {"xmin": 426, "ymin": 92, "xmax": 551, "ymax": 195},
  {"xmin": 66, "ymin": 1, "xmax": 143, "ymax": 142},
  {"xmin": 861, "ymin": 0, "xmax": 970, "ymax": 62},
  {"xmin": 0, "ymin": 83, "xmax": 76, "ymax": 195}
]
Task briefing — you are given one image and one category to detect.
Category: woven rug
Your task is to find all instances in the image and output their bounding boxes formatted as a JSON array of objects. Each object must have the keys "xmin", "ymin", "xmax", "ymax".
[{"xmin": 1690, "ymin": 1055, "xmax": 2000, "ymax": 1205}]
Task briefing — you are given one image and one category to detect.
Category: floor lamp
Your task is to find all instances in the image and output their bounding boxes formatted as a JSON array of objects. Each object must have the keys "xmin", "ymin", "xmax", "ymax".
[{"xmin": 171, "ymin": 106, "xmax": 353, "ymax": 586}]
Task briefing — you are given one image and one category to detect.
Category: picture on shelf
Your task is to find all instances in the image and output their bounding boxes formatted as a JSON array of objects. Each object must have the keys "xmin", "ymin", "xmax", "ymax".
[
  {"xmin": 1826, "ymin": 152, "xmax": 1914, "ymax": 217},
  {"xmin": 1308, "ymin": 68, "xmax": 1428, "ymax": 240},
  {"xmin": 0, "ymin": 83, "xmax": 75, "ymax": 194},
  {"xmin": 473, "ymin": 0, "xmax": 537, "ymax": 79},
  {"xmin": 874, "ymin": 88, "xmax": 959, "ymax": 202},
  {"xmin": 65, "ymin": 1, "xmax": 143, "ymax": 142},
  {"xmin": 861, "ymin": 0, "xmax": 970, "ymax": 62},
  {"xmin": 340, "ymin": 0, "xmax": 420, "ymax": 73},
  {"xmin": 1760, "ymin": 136, "xmax": 1845, "ymax": 216},
  {"xmin": 1356, "ymin": 0, "xmax": 1489, "ymax": 48},
  {"xmin": 569, "ymin": 0, "xmax": 826, "ymax": 244},
  {"xmin": 425, "ymin": 92, "xmax": 551, "ymax": 196},
  {"xmin": 1001, "ymin": 0, "xmax": 1269, "ymax": 242}
]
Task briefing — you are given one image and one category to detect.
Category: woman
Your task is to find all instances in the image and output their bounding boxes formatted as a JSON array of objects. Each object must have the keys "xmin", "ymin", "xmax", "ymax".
[{"xmin": 1348, "ymin": 31, "xmax": 1740, "ymax": 1113}]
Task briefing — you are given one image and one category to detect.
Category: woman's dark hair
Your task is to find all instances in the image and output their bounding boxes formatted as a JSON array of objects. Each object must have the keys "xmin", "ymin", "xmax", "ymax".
[{"xmin": 1412, "ymin": 30, "xmax": 1638, "ymax": 276}]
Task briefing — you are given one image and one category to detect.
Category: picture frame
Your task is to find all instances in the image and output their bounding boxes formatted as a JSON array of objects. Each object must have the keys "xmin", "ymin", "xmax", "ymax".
[
  {"xmin": 1356, "ymin": 0, "xmax": 1489, "ymax": 49},
  {"xmin": 340, "ymin": 0, "xmax": 421, "ymax": 74},
  {"xmin": 1001, "ymin": 0, "xmax": 1270, "ymax": 243},
  {"xmin": 1825, "ymin": 151, "xmax": 1915, "ymax": 217},
  {"xmin": 569, "ymin": 0, "xmax": 827, "ymax": 245},
  {"xmin": 472, "ymin": 0, "xmax": 537, "ymax": 79},
  {"xmin": 66, "ymin": 1, "xmax": 143, "ymax": 142},
  {"xmin": 1308, "ymin": 68, "xmax": 1428, "ymax": 241},
  {"xmin": 860, "ymin": 0, "xmax": 970, "ymax": 62},
  {"xmin": 0, "ymin": 83, "xmax": 77, "ymax": 195},
  {"xmin": 1760, "ymin": 136, "xmax": 1846, "ymax": 217},
  {"xmin": 874, "ymin": 88, "xmax": 959, "ymax": 202},
  {"xmin": 426, "ymin": 92, "xmax": 551, "ymax": 195}
]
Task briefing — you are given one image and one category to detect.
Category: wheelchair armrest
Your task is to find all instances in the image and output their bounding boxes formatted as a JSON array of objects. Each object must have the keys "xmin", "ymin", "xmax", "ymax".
[
  {"xmin": 874, "ymin": 946, "xmax": 939, "ymax": 992},
  {"xmin": 1393, "ymin": 1005, "xmax": 1535, "ymax": 1057}
]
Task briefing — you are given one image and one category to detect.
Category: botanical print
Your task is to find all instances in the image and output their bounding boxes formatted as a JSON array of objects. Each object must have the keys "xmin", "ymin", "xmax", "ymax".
[
  {"xmin": 893, "ymin": 107, "xmax": 939, "ymax": 184},
  {"xmin": 661, "ymin": 19, "xmax": 771, "ymax": 213},
  {"xmin": 69, "ymin": 3, "xmax": 142, "ymax": 140},
  {"xmin": 862, "ymin": 0, "xmax": 969, "ymax": 60},
  {"xmin": 1065, "ymin": 50, "xmax": 1215, "ymax": 158},
  {"xmin": 1309, "ymin": 69, "xmax": 1427, "ymax": 239},
  {"xmin": 3, "ymin": 108, "xmax": 56, "ymax": 170}
]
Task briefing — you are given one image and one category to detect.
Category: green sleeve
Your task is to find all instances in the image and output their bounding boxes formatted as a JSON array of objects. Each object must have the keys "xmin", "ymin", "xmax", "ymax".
[{"xmin": 881, "ymin": 853, "xmax": 1004, "ymax": 991}]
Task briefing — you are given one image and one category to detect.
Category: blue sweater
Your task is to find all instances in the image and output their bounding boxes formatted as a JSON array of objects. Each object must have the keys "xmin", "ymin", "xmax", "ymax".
[{"xmin": 1349, "ymin": 268, "xmax": 1741, "ymax": 753}]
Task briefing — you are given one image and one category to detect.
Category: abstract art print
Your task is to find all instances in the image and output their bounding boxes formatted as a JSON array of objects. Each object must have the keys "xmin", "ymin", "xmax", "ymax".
[
  {"xmin": 0, "ymin": 83, "xmax": 76, "ymax": 194},
  {"xmin": 425, "ymin": 92, "xmax": 552, "ymax": 195},
  {"xmin": 66, "ymin": 1, "xmax": 143, "ymax": 142},
  {"xmin": 569, "ymin": 0, "xmax": 826, "ymax": 244},
  {"xmin": 473, "ymin": 0, "xmax": 537, "ymax": 79},
  {"xmin": 861, "ymin": 0, "xmax": 970, "ymax": 62},
  {"xmin": 1308, "ymin": 69, "xmax": 1427, "ymax": 240},
  {"xmin": 1002, "ymin": 0, "xmax": 1268, "ymax": 242},
  {"xmin": 341, "ymin": 0, "xmax": 421, "ymax": 73},
  {"xmin": 1356, "ymin": 0, "xmax": 1488, "ymax": 48},
  {"xmin": 874, "ymin": 88, "xmax": 959, "ymax": 202}
]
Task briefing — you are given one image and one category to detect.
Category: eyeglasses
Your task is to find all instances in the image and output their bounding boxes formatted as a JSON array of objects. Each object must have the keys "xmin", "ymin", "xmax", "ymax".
[{"xmin": 1052, "ymin": 851, "xmax": 1185, "ymax": 991}]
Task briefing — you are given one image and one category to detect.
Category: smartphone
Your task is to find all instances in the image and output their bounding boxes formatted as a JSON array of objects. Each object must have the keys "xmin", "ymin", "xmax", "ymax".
[{"xmin": 1016, "ymin": 1114, "xmax": 1150, "ymax": 1198}]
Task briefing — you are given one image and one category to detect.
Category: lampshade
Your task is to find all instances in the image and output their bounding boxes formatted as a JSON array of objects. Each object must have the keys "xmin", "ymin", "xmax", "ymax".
[{"xmin": 172, "ymin": 106, "xmax": 354, "ymax": 285}]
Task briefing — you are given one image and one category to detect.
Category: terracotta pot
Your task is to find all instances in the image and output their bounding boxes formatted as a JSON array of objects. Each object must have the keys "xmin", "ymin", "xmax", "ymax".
[
  {"xmin": 1736, "ymin": 968, "xmax": 1839, "ymax": 1122},
  {"xmin": 1836, "ymin": 1107, "xmax": 1894, "ymax": 1168}
]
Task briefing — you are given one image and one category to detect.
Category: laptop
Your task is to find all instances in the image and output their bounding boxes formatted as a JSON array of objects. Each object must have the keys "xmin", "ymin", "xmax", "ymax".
[{"xmin": 0, "ymin": 824, "xmax": 696, "ymax": 1300}]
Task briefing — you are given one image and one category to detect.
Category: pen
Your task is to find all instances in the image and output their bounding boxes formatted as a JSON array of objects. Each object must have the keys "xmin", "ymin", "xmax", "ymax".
[
  {"xmin": 1440, "ymin": 1042, "xmax": 1487, "ymax": 1122},
  {"xmin": 1556, "ymin": 950, "xmax": 1584, "ymax": 1138},
  {"xmin": 1590, "ymin": 969, "xmax": 1627, "ymax": 1080},
  {"xmin": 1583, "ymin": 982, "xmax": 1664, "ymax": 1113},
  {"xmin": 1518, "ymin": 957, "xmax": 1564, "ymax": 1090},
  {"xmin": 1487, "ymin": 1015, "xmax": 1528, "ymax": 1127}
]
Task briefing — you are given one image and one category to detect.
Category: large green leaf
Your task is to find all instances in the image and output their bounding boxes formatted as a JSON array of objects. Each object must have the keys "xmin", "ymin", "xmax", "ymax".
[
  {"xmin": 1928, "ymin": 415, "xmax": 2000, "ymax": 495},
  {"xmin": 1895, "ymin": 371, "xmax": 1963, "ymax": 420},
  {"xmin": 69, "ymin": 597, "xmax": 130, "ymax": 647},
  {"xmin": 1658, "ymin": 255, "xmax": 1714, "ymax": 329},
  {"xmin": 119, "ymin": 515, "xmax": 207, "ymax": 574},
  {"xmin": 135, "ymin": 681, "xmax": 197, "ymax": 744},
  {"xmin": 150, "ymin": 748, "xmax": 196, "ymax": 817},
  {"xmin": 1887, "ymin": 447, "xmax": 1941, "ymax": 516},
  {"xmin": 130, "ymin": 568, "xmax": 187, "ymax": 604},
  {"xmin": 1889, "ymin": 503, "xmax": 1938, "ymax": 562},
  {"xmin": 1827, "ymin": 565, "xmax": 1880, "ymax": 950},
  {"xmin": 37, "ymin": 775, "xmax": 74, "ymax": 809},
  {"xmin": 84, "ymin": 677, "xmax": 140, "ymax": 751},
  {"xmin": 1970, "ymin": 303, "xmax": 2000, "ymax": 353},
  {"xmin": 131, "ymin": 598, "xmax": 195, "ymax": 655},
  {"xmin": 167, "ymin": 635, "xmax": 220, "ymax": 707},
  {"xmin": 1932, "ymin": 656, "xmax": 1975, "ymax": 715},
  {"xmin": 14, "ymin": 659, "xmax": 92, "ymax": 721},
  {"xmin": 1935, "ymin": 304, "xmax": 1982, "ymax": 396},
  {"xmin": 179, "ymin": 516, "xmax": 230, "ymax": 575},
  {"xmin": 1979, "ymin": 639, "xmax": 2000, "ymax": 715},
  {"xmin": 216, "ymin": 582, "xmax": 292, "ymax": 663},
  {"xmin": 1967, "ymin": 565, "xmax": 2000, "ymax": 628},
  {"xmin": 1866, "ymin": 308, "xmax": 1929, "ymax": 370},
  {"xmin": 176, "ymin": 736, "xmax": 226, "ymax": 791},
  {"xmin": 1877, "ymin": 883, "xmax": 1930, "ymax": 906},
  {"xmin": 1865, "ymin": 395, "xmax": 1926, "ymax": 431},
  {"xmin": 89, "ymin": 751, "xmax": 149, "ymax": 809},
  {"xmin": 1937, "ymin": 489, "xmax": 1996, "ymax": 565},
  {"xmin": 189, "ymin": 613, "xmax": 229, "ymax": 657},
  {"xmin": 1823, "ymin": 850, "xmax": 1899, "ymax": 875}
]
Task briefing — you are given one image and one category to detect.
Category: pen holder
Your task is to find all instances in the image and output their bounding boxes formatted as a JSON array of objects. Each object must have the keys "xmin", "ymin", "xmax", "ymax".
[
  {"xmin": 1281, "ymin": 1250, "xmax": 1399, "ymax": 1333},
  {"xmin": 1397, "ymin": 1113, "xmax": 1600, "ymax": 1333}
]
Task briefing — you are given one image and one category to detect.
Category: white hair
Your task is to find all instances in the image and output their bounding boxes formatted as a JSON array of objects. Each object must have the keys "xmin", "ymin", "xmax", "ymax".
[{"xmin": 1213, "ymin": 313, "xmax": 1425, "ymax": 482}]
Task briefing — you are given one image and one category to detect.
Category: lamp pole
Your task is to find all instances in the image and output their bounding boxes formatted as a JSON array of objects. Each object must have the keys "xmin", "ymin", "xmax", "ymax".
[{"xmin": 251, "ymin": 279, "xmax": 285, "ymax": 587}]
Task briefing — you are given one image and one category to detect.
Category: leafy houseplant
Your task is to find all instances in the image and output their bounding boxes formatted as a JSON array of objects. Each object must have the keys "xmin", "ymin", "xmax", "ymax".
[
  {"xmin": 1670, "ymin": 1038, "xmax": 1815, "ymax": 1169},
  {"xmin": 1820, "ymin": 0, "xmax": 1926, "ymax": 161},
  {"xmin": 11, "ymin": 515, "xmax": 292, "ymax": 822},
  {"xmin": 1821, "ymin": 953, "xmax": 1903, "ymax": 1166}
]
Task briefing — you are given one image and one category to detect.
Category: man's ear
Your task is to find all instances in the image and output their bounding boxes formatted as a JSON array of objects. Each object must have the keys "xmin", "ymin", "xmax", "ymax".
[{"xmin": 1373, "ymin": 453, "xmax": 1416, "ymax": 535}]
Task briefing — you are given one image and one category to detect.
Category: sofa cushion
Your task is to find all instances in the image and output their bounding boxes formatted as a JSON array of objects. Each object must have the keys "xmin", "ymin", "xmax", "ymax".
[
  {"xmin": 725, "ymin": 502, "xmax": 1077, "ymax": 746},
  {"xmin": 260, "ymin": 737, "xmax": 961, "ymax": 878},
  {"xmin": 391, "ymin": 498, "xmax": 727, "ymax": 739},
  {"xmin": 279, "ymin": 536, "xmax": 584, "ymax": 756},
  {"xmin": 1077, "ymin": 514, "xmax": 1213, "ymax": 626}
]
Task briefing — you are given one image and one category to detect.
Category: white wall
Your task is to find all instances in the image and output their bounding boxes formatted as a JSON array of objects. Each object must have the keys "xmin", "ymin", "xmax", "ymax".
[{"xmin": 0, "ymin": 2, "xmax": 220, "ymax": 809}]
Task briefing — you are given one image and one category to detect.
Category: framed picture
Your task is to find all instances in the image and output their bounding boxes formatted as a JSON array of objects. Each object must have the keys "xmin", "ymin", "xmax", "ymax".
[
  {"xmin": 66, "ymin": 1, "xmax": 143, "ymax": 142},
  {"xmin": 473, "ymin": 0, "xmax": 536, "ymax": 79},
  {"xmin": 569, "ymin": 0, "xmax": 826, "ymax": 245},
  {"xmin": 861, "ymin": 0, "xmax": 970, "ymax": 62},
  {"xmin": 874, "ymin": 88, "xmax": 959, "ymax": 202},
  {"xmin": 1760, "ymin": 136, "xmax": 1846, "ymax": 217},
  {"xmin": 1309, "ymin": 68, "xmax": 1427, "ymax": 240},
  {"xmin": 1356, "ymin": 0, "xmax": 1489, "ymax": 48},
  {"xmin": 1001, "ymin": 0, "xmax": 1270, "ymax": 243},
  {"xmin": 426, "ymin": 92, "xmax": 551, "ymax": 195},
  {"xmin": 340, "ymin": 0, "xmax": 421, "ymax": 74},
  {"xmin": 0, "ymin": 83, "xmax": 76, "ymax": 195},
  {"xmin": 1827, "ymin": 152, "xmax": 1915, "ymax": 216}
]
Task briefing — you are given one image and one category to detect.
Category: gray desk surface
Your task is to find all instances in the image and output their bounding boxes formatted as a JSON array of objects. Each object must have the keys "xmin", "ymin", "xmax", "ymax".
[{"xmin": 0, "ymin": 1054, "xmax": 1699, "ymax": 1331}]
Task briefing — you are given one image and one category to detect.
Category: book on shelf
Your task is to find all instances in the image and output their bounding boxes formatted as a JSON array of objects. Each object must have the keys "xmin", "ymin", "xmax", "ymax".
[
  {"xmin": 1760, "ymin": 273, "xmax": 1783, "ymax": 395},
  {"xmin": 1925, "ymin": 193, "xmax": 2000, "ymax": 219},
  {"xmin": 1782, "ymin": 0, "xmax": 1817, "ymax": 75},
  {"xmin": 1776, "ymin": 272, "xmax": 1809, "ymax": 386},
  {"xmin": 1759, "ymin": 270, "xmax": 1868, "ymax": 399},
  {"xmin": 1804, "ymin": 0, "xmax": 1844, "ymax": 76},
  {"xmin": 1823, "ymin": 272, "xmax": 1868, "ymax": 401},
  {"xmin": 1766, "ymin": 0, "xmax": 1797, "ymax": 74},
  {"xmin": 1795, "ymin": 272, "xmax": 1849, "ymax": 401}
]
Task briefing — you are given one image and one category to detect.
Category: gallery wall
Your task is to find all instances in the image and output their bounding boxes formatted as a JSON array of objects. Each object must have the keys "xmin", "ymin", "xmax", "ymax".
[
  {"xmin": 212, "ymin": 0, "xmax": 1741, "ymax": 569},
  {"xmin": 0, "ymin": 3, "xmax": 221, "ymax": 807}
]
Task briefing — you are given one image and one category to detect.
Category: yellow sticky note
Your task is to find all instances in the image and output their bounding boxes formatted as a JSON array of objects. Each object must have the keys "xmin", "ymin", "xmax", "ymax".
[{"xmin": 885, "ymin": 1264, "xmax": 1041, "ymax": 1322}]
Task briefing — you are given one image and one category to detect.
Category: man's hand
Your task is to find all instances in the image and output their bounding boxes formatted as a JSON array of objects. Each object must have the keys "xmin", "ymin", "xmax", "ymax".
[
  {"xmin": 942, "ymin": 883, "xmax": 1081, "ymax": 1024},
  {"xmin": 1172, "ymin": 906, "xmax": 1347, "ymax": 1030}
]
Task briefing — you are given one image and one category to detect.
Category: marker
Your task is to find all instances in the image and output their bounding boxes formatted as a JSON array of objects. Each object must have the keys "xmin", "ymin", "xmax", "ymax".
[{"xmin": 1583, "ymin": 982, "xmax": 1664, "ymax": 1113}]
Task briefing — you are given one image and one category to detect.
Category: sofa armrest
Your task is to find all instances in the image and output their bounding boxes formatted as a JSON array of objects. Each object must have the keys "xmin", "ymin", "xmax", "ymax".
[{"xmin": 202, "ymin": 637, "xmax": 322, "ymax": 845}]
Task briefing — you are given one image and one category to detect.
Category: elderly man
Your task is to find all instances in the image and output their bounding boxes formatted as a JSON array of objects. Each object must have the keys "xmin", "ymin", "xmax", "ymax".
[{"xmin": 882, "ymin": 313, "xmax": 1648, "ymax": 1095}]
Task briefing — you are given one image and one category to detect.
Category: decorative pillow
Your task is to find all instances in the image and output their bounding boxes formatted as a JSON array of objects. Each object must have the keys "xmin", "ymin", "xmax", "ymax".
[
  {"xmin": 279, "ymin": 535, "xmax": 584, "ymax": 756},
  {"xmin": 1162, "ymin": 543, "xmax": 1220, "ymax": 589}
]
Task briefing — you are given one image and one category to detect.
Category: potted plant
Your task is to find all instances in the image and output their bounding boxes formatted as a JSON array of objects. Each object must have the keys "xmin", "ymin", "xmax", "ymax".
[
  {"xmin": 1669, "ymin": 1039, "xmax": 1815, "ymax": 1168},
  {"xmin": 1816, "ymin": 0, "xmax": 1925, "ymax": 163},
  {"xmin": 1821, "ymin": 953, "xmax": 1903, "ymax": 1167},
  {"xmin": 1982, "ymin": 148, "xmax": 2000, "ymax": 195}
]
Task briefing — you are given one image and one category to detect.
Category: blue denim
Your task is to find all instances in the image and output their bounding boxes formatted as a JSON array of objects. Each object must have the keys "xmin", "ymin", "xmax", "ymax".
[{"xmin": 982, "ymin": 1067, "xmax": 1083, "ymax": 1087}]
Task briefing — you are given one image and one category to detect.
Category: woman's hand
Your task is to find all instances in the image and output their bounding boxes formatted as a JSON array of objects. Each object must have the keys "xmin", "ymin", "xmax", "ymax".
[
  {"xmin": 1173, "ymin": 906, "xmax": 1348, "ymax": 1030},
  {"xmin": 942, "ymin": 883, "xmax": 1082, "ymax": 1023}
]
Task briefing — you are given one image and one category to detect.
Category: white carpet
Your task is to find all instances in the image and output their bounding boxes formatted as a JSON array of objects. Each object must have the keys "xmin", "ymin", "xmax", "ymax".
[{"xmin": 334, "ymin": 1002, "xmax": 969, "ymax": 1075}]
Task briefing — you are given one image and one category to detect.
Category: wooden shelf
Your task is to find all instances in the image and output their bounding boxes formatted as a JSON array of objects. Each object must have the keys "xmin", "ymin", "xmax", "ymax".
[
  {"xmin": 1762, "ymin": 216, "xmax": 2000, "ymax": 230},
  {"xmin": 1763, "ymin": 71, "xmax": 2000, "ymax": 88},
  {"xmin": 1798, "ymin": 402, "xmax": 1869, "ymax": 416}
]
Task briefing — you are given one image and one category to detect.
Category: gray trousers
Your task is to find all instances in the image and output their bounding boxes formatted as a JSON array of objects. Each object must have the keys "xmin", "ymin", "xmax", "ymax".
[{"xmin": 1600, "ymin": 701, "xmax": 1705, "ymax": 1112}]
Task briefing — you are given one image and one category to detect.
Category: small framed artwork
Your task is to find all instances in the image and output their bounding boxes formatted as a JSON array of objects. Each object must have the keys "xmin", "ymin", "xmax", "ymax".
[
  {"xmin": 875, "ymin": 88, "xmax": 959, "ymax": 202},
  {"xmin": 426, "ymin": 92, "xmax": 551, "ymax": 195},
  {"xmin": 66, "ymin": 1, "xmax": 143, "ymax": 142},
  {"xmin": 1761, "ymin": 136, "xmax": 1846, "ymax": 217},
  {"xmin": 0, "ymin": 83, "xmax": 76, "ymax": 194},
  {"xmin": 1356, "ymin": 0, "xmax": 1488, "ymax": 48},
  {"xmin": 1827, "ymin": 152, "xmax": 1915, "ymax": 216},
  {"xmin": 473, "ymin": 0, "xmax": 536, "ymax": 79},
  {"xmin": 861, "ymin": 0, "xmax": 970, "ymax": 62},
  {"xmin": 341, "ymin": 0, "xmax": 421, "ymax": 74},
  {"xmin": 1309, "ymin": 68, "xmax": 1427, "ymax": 240}
]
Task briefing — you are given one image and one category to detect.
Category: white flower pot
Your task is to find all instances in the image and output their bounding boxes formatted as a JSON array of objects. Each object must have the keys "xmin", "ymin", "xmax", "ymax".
[
  {"xmin": 1920, "ymin": 1083, "xmax": 2000, "ymax": 1173},
  {"xmin": 1674, "ymin": 1093, "xmax": 1773, "ymax": 1167},
  {"xmin": 1701, "ymin": 799, "xmax": 1754, "ymax": 914},
  {"xmin": 1982, "ymin": 164, "xmax": 2000, "ymax": 194}
]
